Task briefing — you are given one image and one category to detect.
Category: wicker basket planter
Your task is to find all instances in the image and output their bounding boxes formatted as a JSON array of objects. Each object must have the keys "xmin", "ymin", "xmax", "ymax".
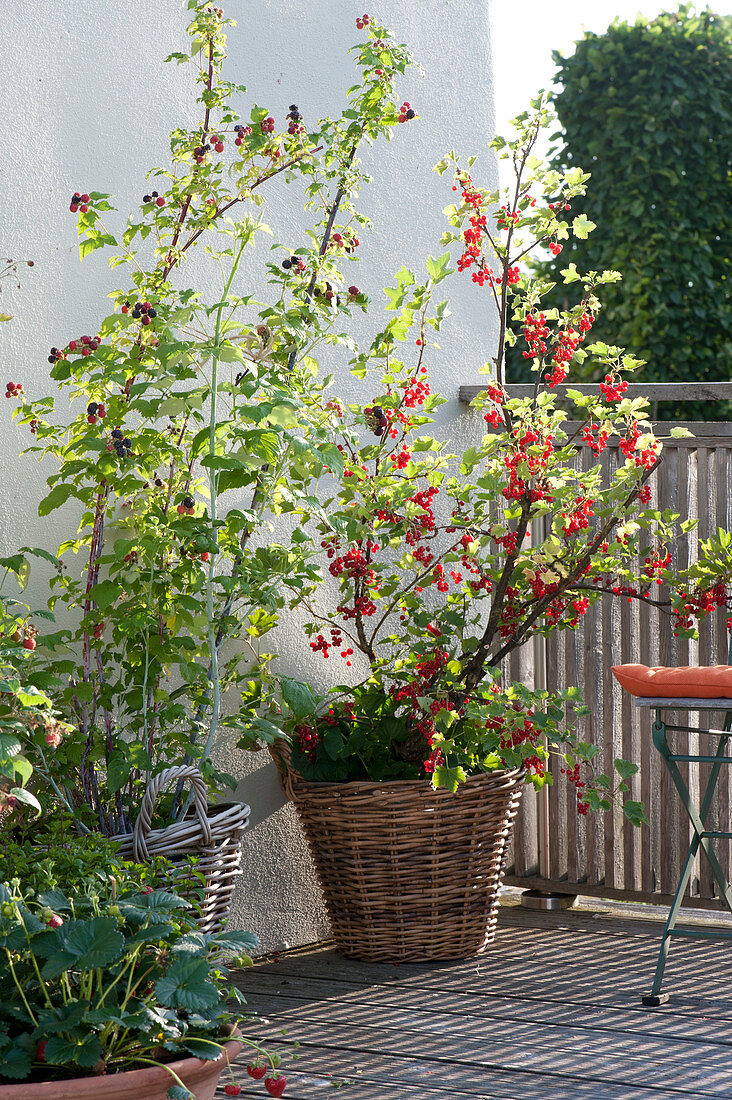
[
  {"xmin": 273, "ymin": 746, "xmax": 524, "ymax": 962},
  {"xmin": 113, "ymin": 765, "xmax": 249, "ymax": 934}
]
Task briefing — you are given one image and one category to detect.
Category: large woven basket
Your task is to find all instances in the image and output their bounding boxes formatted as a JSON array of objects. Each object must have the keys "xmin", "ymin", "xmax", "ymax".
[
  {"xmin": 272, "ymin": 744, "xmax": 524, "ymax": 962},
  {"xmin": 113, "ymin": 765, "xmax": 249, "ymax": 934}
]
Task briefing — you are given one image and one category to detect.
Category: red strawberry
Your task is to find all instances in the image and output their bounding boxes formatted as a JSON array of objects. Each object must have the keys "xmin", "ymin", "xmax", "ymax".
[
  {"xmin": 224, "ymin": 1086, "xmax": 241, "ymax": 1097},
  {"xmin": 264, "ymin": 1077, "xmax": 287, "ymax": 1098},
  {"xmin": 246, "ymin": 1064, "xmax": 267, "ymax": 1080},
  {"xmin": 36, "ymin": 1040, "xmax": 47, "ymax": 1062}
]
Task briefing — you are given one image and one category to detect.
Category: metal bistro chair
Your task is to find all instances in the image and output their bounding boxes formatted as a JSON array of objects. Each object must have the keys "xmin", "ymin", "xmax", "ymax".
[{"xmin": 635, "ymin": 634, "xmax": 732, "ymax": 1005}]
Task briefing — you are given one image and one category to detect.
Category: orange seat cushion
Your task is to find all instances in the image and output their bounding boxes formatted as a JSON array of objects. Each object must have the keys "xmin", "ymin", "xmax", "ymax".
[{"xmin": 612, "ymin": 664, "xmax": 732, "ymax": 698}]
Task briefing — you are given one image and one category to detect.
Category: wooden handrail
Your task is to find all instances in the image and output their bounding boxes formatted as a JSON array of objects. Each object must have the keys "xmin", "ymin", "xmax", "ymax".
[{"xmin": 459, "ymin": 381, "xmax": 732, "ymax": 404}]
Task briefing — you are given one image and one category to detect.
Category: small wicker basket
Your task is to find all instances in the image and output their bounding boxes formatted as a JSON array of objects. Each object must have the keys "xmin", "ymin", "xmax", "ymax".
[
  {"xmin": 272, "ymin": 744, "xmax": 524, "ymax": 962},
  {"xmin": 113, "ymin": 764, "xmax": 249, "ymax": 934}
]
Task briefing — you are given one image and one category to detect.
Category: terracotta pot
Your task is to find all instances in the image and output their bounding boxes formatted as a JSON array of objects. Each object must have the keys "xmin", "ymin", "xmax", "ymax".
[{"xmin": 0, "ymin": 1034, "xmax": 243, "ymax": 1100}]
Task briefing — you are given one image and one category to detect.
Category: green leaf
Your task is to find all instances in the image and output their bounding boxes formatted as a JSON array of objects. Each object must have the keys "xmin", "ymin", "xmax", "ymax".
[
  {"xmin": 154, "ymin": 957, "xmax": 220, "ymax": 1011},
  {"xmin": 432, "ymin": 765, "xmax": 467, "ymax": 793},
  {"xmin": 425, "ymin": 253, "xmax": 454, "ymax": 283},
  {"xmin": 167, "ymin": 1087, "xmax": 195, "ymax": 1099},
  {"xmin": 265, "ymin": 403, "xmax": 299, "ymax": 429},
  {"xmin": 561, "ymin": 263, "xmax": 581, "ymax": 283},
  {"xmin": 0, "ymin": 734, "xmax": 22, "ymax": 758},
  {"xmin": 572, "ymin": 214, "xmax": 596, "ymax": 239},
  {"xmin": 41, "ymin": 916, "xmax": 125, "ymax": 978},
  {"xmin": 279, "ymin": 676, "xmax": 318, "ymax": 720},
  {"xmin": 9, "ymin": 786, "xmax": 41, "ymax": 814},
  {"xmin": 38, "ymin": 484, "xmax": 75, "ymax": 517},
  {"xmin": 624, "ymin": 800, "xmax": 649, "ymax": 827},
  {"xmin": 118, "ymin": 890, "xmax": 190, "ymax": 924},
  {"xmin": 125, "ymin": 922, "xmax": 176, "ymax": 947},
  {"xmin": 44, "ymin": 1035, "xmax": 77, "ymax": 1067},
  {"xmin": 614, "ymin": 758, "xmax": 639, "ymax": 781},
  {"xmin": 0, "ymin": 1042, "xmax": 31, "ymax": 1079}
]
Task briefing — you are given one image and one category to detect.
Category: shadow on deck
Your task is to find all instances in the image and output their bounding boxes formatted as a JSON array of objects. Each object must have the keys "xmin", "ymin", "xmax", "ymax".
[{"xmin": 221, "ymin": 897, "xmax": 732, "ymax": 1100}]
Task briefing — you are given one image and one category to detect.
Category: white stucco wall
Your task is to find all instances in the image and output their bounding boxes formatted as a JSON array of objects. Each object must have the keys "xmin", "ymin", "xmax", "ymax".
[{"xmin": 0, "ymin": 1, "xmax": 499, "ymax": 952}]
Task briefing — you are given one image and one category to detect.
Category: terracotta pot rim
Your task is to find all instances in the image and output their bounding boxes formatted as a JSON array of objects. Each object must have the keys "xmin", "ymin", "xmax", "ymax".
[{"xmin": 0, "ymin": 1034, "xmax": 243, "ymax": 1097}]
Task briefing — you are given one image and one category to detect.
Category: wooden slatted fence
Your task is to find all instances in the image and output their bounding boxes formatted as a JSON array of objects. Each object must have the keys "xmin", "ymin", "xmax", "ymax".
[{"xmin": 460, "ymin": 383, "xmax": 732, "ymax": 907}]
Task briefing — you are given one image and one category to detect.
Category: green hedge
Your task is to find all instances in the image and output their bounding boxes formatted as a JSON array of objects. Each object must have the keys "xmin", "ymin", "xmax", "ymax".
[{"xmin": 513, "ymin": 6, "xmax": 732, "ymax": 418}]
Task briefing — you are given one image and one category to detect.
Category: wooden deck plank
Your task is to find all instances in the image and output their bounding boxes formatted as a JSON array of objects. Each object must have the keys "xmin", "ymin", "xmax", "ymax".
[
  {"xmin": 244, "ymin": 1018, "xmax": 732, "ymax": 1096},
  {"xmin": 227, "ymin": 908, "xmax": 732, "ymax": 1099},
  {"xmin": 237, "ymin": 973, "xmax": 732, "ymax": 1047},
  {"xmin": 244, "ymin": 991, "xmax": 732, "ymax": 1070},
  {"xmin": 216, "ymin": 1048, "xmax": 702, "ymax": 1100},
  {"xmin": 217, "ymin": 1045, "xmax": 729, "ymax": 1100}
]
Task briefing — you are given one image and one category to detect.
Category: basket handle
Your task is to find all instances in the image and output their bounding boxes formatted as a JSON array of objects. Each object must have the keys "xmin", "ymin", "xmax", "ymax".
[{"xmin": 133, "ymin": 764, "xmax": 213, "ymax": 862}]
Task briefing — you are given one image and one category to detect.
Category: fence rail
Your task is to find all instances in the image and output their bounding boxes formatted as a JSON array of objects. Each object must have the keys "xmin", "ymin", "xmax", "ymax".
[{"xmin": 462, "ymin": 384, "xmax": 732, "ymax": 907}]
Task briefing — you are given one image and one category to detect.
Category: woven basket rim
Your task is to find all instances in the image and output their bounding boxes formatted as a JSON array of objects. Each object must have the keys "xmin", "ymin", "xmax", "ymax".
[
  {"xmin": 269, "ymin": 739, "xmax": 526, "ymax": 800},
  {"xmin": 111, "ymin": 799, "xmax": 250, "ymax": 841},
  {"xmin": 280, "ymin": 764, "xmax": 525, "ymax": 799}
]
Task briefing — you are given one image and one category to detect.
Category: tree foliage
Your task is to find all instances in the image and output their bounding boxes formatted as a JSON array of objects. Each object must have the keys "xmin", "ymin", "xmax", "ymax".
[{"xmin": 513, "ymin": 6, "xmax": 732, "ymax": 417}]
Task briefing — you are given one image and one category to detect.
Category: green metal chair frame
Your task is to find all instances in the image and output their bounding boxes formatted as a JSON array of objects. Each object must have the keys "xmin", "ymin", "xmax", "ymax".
[{"xmin": 635, "ymin": 688, "xmax": 732, "ymax": 1005}]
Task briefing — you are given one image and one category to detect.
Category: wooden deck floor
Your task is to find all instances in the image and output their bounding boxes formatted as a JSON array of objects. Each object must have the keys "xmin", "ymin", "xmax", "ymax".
[{"xmin": 222, "ymin": 898, "xmax": 732, "ymax": 1100}]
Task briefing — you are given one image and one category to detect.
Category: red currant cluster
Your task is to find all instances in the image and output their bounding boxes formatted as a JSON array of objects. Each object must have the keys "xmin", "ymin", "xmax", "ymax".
[
  {"xmin": 397, "ymin": 101, "xmax": 415, "ymax": 123},
  {"xmin": 423, "ymin": 747, "xmax": 444, "ymax": 774},
  {"xmin": 495, "ymin": 204, "xmax": 520, "ymax": 230},
  {"xmin": 356, "ymin": 13, "xmax": 371, "ymax": 28},
  {"xmin": 561, "ymin": 495, "xmax": 595, "ymax": 538},
  {"xmin": 295, "ymin": 722, "xmax": 320, "ymax": 760},
  {"xmin": 389, "ymin": 444, "xmax": 411, "ymax": 469},
  {"xmin": 457, "ymin": 213, "xmax": 485, "ymax": 273},
  {"xmin": 580, "ymin": 421, "xmax": 610, "ymax": 455},
  {"xmin": 673, "ymin": 583, "xmax": 727, "ymax": 634},
  {"xmin": 599, "ymin": 373, "xmax": 628, "ymax": 403},
  {"xmin": 176, "ymin": 495, "xmax": 196, "ymax": 516},
  {"xmin": 405, "ymin": 486, "xmax": 438, "ymax": 547},
  {"xmin": 260, "ymin": 116, "xmax": 276, "ymax": 134},
  {"xmin": 561, "ymin": 762, "xmax": 589, "ymax": 814},
  {"xmin": 4, "ymin": 380, "xmax": 24, "ymax": 399},
  {"xmin": 522, "ymin": 312, "xmax": 549, "ymax": 360},
  {"xmin": 643, "ymin": 548, "xmax": 671, "ymax": 585},
  {"xmin": 142, "ymin": 190, "xmax": 166, "ymax": 208},
  {"xmin": 328, "ymin": 545, "xmax": 376, "ymax": 582},
  {"xmin": 403, "ymin": 375, "xmax": 430, "ymax": 408}
]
